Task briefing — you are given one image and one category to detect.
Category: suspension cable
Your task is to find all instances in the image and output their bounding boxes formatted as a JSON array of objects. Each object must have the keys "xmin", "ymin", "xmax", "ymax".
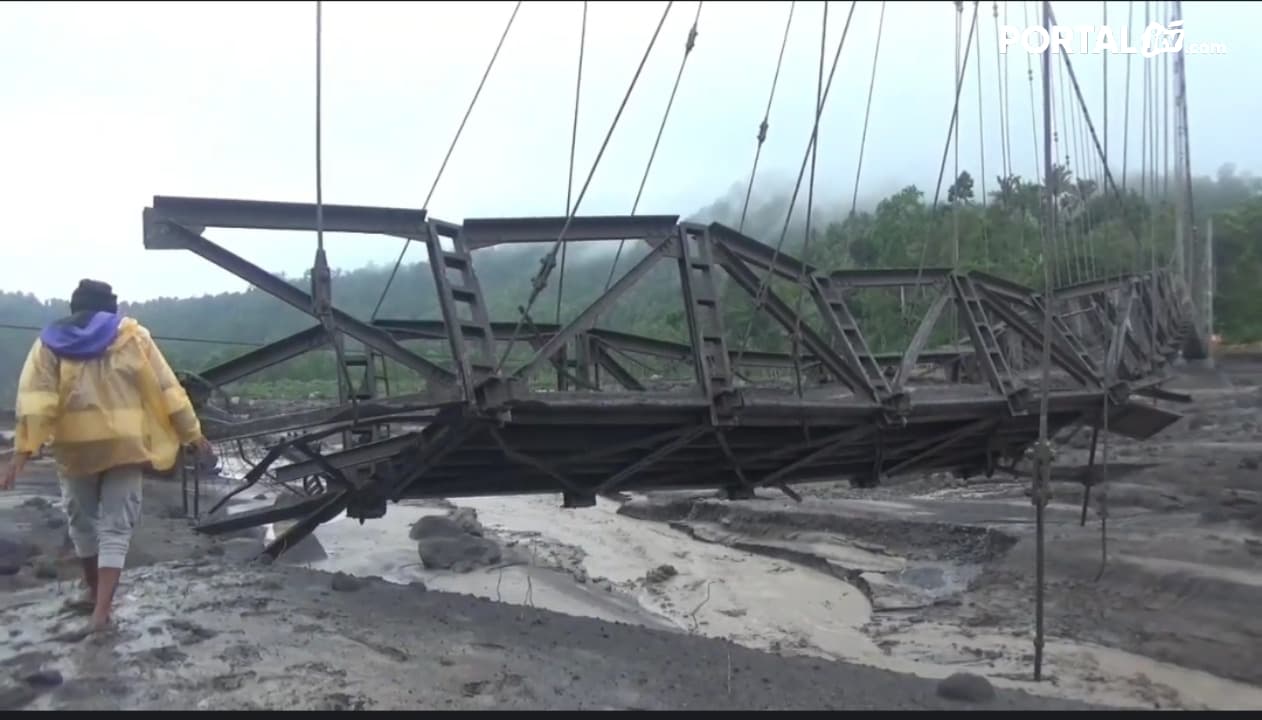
[
  {"xmin": 1073, "ymin": 65, "xmax": 1098, "ymax": 281},
  {"xmin": 1162, "ymin": 0, "xmax": 1170, "ymax": 202},
  {"xmin": 496, "ymin": 1, "xmax": 675, "ymax": 373},
  {"xmin": 604, "ymin": 1, "xmax": 704, "ymax": 293},
  {"xmin": 992, "ymin": 2, "xmax": 1010, "ymax": 180},
  {"xmin": 370, "ymin": 1, "xmax": 523, "ymax": 321},
  {"xmin": 790, "ymin": 0, "xmax": 828, "ymax": 398},
  {"xmin": 1121, "ymin": 0, "xmax": 1134, "ymax": 197},
  {"xmin": 1023, "ymin": 1, "xmax": 1039, "ymax": 174},
  {"xmin": 738, "ymin": 2, "xmax": 796, "ymax": 234},
  {"xmin": 913, "ymin": 0, "xmax": 980, "ymax": 281},
  {"xmin": 1032, "ymin": 2, "xmax": 1057, "ymax": 681},
  {"xmin": 312, "ymin": 1, "xmax": 358, "ymax": 414},
  {"xmin": 952, "ymin": 1, "xmax": 962, "ymax": 273},
  {"xmin": 850, "ymin": 1, "xmax": 885, "ymax": 217},
  {"xmin": 730, "ymin": 1, "xmax": 858, "ymax": 366},
  {"xmin": 1102, "ymin": 0, "xmax": 1109, "ymax": 275},
  {"xmin": 557, "ymin": 1, "xmax": 588, "ymax": 326},
  {"xmin": 1048, "ymin": 8, "xmax": 1152, "ymax": 268},
  {"xmin": 315, "ymin": 1, "xmax": 325, "ymax": 255},
  {"xmin": 1055, "ymin": 52, "xmax": 1082, "ymax": 284},
  {"xmin": 974, "ymin": 1, "xmax": 989, "ymax": 265}
]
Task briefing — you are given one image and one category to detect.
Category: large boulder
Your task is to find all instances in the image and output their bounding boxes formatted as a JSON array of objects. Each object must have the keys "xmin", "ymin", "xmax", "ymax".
[
  {"xmin": 409, "ymin": 514, "xmax": 467, "ymax": 541},
  {"xmin": 416, "ymin": 536, "xmax": 502, "ymax": 573},
  {"xmin": 410, "ymin": 508, "xmax": 500, "ymax": 572}
]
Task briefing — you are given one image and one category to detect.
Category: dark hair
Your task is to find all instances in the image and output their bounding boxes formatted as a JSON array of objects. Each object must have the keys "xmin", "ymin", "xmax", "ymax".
[{"xmin": 69, "ymin": 279, "xmax": 118, "ymax": 315}]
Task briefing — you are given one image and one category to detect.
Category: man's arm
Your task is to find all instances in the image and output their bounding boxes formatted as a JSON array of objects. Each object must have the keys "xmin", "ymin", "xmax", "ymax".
[
  {"xmin": 15, "ymin": 340, "xmax": 59, "ymax": 455},
  {"xmin": 137, "ymin": 329, "xmax": 206, "ymax": 447},
  {"xmin": 5, "ymin": 341, "xmax": 59, "ymax": 490}
]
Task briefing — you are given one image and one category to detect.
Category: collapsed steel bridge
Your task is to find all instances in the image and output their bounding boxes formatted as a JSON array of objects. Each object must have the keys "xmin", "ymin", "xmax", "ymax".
[{"xmin": 145, "ymin": 195, "xmax": 1194, "ymax": 557}]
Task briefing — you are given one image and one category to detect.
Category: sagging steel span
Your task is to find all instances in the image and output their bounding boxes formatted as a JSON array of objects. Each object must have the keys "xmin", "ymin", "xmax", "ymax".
[{"xmin": 145, "ymin": 196, "xmax": 1194, "ymax": 558}]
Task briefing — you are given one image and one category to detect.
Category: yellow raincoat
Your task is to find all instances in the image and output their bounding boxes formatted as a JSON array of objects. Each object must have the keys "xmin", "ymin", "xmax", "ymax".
[{"xmin": 14, "ymin": 317, "xmax": 203, "ymax": 478}]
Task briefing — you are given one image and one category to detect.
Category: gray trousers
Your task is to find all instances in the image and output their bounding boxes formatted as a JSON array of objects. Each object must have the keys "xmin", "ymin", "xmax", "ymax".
[{"xmin": 59, "ymin": 466, "xmax": 144, "ymax": 569}]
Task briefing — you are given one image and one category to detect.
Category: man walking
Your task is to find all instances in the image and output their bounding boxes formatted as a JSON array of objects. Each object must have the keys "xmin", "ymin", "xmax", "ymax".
[{"xmin": 1, "ymin": 279, "xmax": 211, "ymax": 631}]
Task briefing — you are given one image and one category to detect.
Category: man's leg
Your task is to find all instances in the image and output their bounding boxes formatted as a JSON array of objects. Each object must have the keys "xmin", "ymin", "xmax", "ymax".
[
  {"xmin": 59, "ymin": 474, "xmax": 101, "ymax": 606},
  {"xmin": 91, "ymin": 466, "xmax": 143, "ymax": 630}
]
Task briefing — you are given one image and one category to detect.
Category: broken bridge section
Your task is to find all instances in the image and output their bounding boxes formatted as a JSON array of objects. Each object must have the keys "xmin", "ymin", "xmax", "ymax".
[{"xmin": 141, "ymin": 196, "xmax": 1193, "ymax": 558}]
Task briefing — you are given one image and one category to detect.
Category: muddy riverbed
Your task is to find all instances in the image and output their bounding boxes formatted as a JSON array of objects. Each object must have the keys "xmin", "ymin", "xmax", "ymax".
[{"xmin": 3, "ymin": 360, "xmax": 1261, "ymax": 709}]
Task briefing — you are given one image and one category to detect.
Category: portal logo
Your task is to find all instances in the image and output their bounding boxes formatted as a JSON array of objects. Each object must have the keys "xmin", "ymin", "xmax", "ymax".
[{"xmin": 999, "ymin": 20, "xmax": 1226, "ymax": 57}]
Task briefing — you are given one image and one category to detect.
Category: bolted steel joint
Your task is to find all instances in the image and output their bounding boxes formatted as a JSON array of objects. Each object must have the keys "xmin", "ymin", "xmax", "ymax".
[
  {"xmin": 1026, "ymin": 440, "xmax": 1055, "ymax": 507},
  {"xmin": 310, "ymin": 248, "xmax": 333, "ymax": 315}
]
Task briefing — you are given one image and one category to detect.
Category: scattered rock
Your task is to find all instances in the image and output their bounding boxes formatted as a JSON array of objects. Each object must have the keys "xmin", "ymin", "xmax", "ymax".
[
  {"xmin": 143, "ymin": 646, "xmax": 188, "ymax": 664},
  {"xmin": 319, "ymin": 692, "xmax": 368, "ymax": 711},
  {"xmin": 408, "ymin": 580, "xmax": 428, "ymax": 592},
  {"xmin": 409, "ymin": 515, "xmax": 467, "ymax": 541},
  {"xmin": 937, "ymin": 672, "xmax": 995, "ymax": 703},
  {"xmin": 0, "ymin": 536, "xmax": 36, "ymax": 576},
  {"xmin": 33, "ymin": 560, "xmax": 58, "ymax": 580},
  {"xmin": 272, "ymin": 531, "xmax": 327, "ymax": 565},
  {"xmin": 462, "ymin": 680, "xmax": 489, "ymax": 697},
  {"xmin": 645, "ymin": 564, "xmax": 678, "ymax": 584},
  {"xmin": 253, "ymin": 494, "xmax": 267, "ymax": 501},
  {"xmin": 447, "ymin": 507, "xmax": 484, "ymax": 537},
  {"xmin": 165, "ymin": 619, "xmax": 218, "ymax": 645},
  {"xmin": 331, "ymin": 572, "xmax": 363, "ymax": 592},
  {"xmin": 44, "ymin": 516, "xmax": 66, "ymax": 530},
  {"xmin": 1239, "ymin": 457, "xmax": 1260, "ymax": 471},
  {"xmin": 20, "ymin": 497, "xmax": 52, "ymax": 510},
  {"xmin": 161, "ymin": 505, "xmax": 187, "ymax": 520},
  {"xmin": 416, "ymin": 536, "xmax": 502, "ymax": 572},
  {"xmin": 211, "ymin": 671, "xmax": 256, "ymax": 692},
  {"xmin": 23, "ymin": 670, "xmax": 63, "ymax": 689}
]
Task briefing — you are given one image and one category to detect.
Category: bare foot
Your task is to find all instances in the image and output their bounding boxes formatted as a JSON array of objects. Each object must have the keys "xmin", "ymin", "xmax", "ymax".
[
  {"xmin": 61, "ymin": 589, "xmax": 96, "ymax": 616},
  {"xmin": 89, "ymin": 612, "xmax": 112, "ymax": 633}
]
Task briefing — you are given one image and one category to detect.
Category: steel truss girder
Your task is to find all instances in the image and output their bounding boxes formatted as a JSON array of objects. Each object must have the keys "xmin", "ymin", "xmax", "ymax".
[
  {"xmin": 145, "ymin": 197, "xmax": 1194, "ymax": 558},
  {"xmin": 143, "ymin": 209, "xmax": 460, "ymax": 397}
]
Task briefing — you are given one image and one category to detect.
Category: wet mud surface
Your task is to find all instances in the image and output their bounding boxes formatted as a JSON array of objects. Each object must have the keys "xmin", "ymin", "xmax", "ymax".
[
  {"xmin": 0, "ymin": 555, "xmax": 1087, "ymax": 710},
  {"xmin": 3, "ymin": 360, "xmax": 1261, "ymax": 709}
]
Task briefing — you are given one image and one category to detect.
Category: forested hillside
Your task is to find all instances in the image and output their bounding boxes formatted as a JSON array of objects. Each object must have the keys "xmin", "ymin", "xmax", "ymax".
[{"xmin": 3, "ymin": 164, "xmax": 1259, "ymax": 406}]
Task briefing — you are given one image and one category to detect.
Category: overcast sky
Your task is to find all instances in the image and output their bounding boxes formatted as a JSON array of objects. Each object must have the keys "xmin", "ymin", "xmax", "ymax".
[{"xmin": 1, "ymin": 0, "xmax": 1255, "ymax": 302}]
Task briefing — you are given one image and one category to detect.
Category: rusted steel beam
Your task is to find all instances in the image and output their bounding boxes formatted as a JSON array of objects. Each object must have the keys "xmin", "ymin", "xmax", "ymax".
[
  {"xmin": 151, "ymin": 195, "xmax": 429, "ymax": 237},
  {"xmin": 461, "ymin": 215, "xmax": 680, "ymax": 250}
]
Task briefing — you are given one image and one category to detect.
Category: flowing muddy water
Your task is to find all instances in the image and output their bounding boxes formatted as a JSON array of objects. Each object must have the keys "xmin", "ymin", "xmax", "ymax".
[{"xmin": 255, "ymin": 492, "xmax": 1262, "ymax": 710}]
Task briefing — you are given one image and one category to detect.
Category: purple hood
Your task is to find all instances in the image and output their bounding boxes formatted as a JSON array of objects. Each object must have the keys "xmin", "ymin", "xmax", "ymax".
[{"xmin": 40, "ymin": 312, "xmax": 123, "ymax": 360}]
